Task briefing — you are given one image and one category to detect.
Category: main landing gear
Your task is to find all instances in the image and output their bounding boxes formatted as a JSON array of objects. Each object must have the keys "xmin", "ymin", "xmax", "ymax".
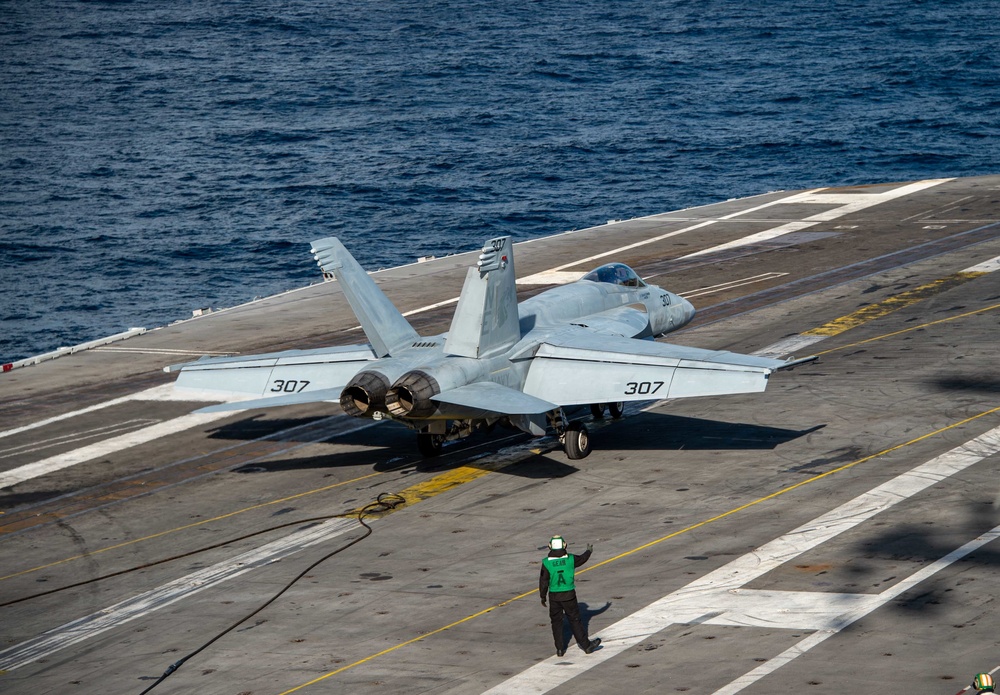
[
  {"xmin": 413, "ymin": 404, "xmax": 620, "ymax": 460},
  {"xmin": 550, "ymin": 409, "xmax": 592, "ymax": 460},
  {"xmin": 417, "ymin": 432, "xmax": 445, "ymax": 457},
  {"xmin": 561, "ymin": 421, "xmax": 591, "ymax": 460},
  {"xmin": 589, "ymin": 402, "xmax": 624, "ymax": 419},
  {"xmin": 415, "ymin": 419, "xmax": 498, "ymax": 457}
]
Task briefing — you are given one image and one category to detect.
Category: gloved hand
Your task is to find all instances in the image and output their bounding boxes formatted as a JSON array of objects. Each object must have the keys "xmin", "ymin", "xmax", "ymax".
[
  {"xmin": 541, "ymin": 598, "xmax": 547, "ymax": 607},
  {"xmin": 586, "ymin": 543, "xmax": 593, "ymax": 553}
]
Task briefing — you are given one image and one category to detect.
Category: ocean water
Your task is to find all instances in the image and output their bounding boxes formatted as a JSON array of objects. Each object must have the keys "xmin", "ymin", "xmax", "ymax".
[{"xmin": 2, "ymin": 0, "xmax": 999, "ymax": 362}]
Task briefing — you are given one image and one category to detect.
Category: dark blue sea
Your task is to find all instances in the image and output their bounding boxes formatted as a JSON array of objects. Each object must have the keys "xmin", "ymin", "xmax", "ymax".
[{"xmin": 2, "ymin": 0, "xmax": 999, "ymax": 362}]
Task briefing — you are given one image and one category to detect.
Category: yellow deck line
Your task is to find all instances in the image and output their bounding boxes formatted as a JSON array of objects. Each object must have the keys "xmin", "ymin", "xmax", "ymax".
[
  {"xmin": 803, "ymin": 271, "xmax": 985, "ymax": 337},
  {"xmin": 348, "ymin": 465, "xmax": 493, "ymax": 517},
  {"xmin": 815, "ymin": 301, "xmax": 1000, "ymax": 356}
]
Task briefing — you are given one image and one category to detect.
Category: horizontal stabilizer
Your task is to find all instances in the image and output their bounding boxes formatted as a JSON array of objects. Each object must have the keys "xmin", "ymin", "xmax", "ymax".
[
  {"xmin": 523, "ymin": 328, "xmax": 795, "ymax": 406},
  {"xmin": 432, "ymin": 382, "xmax": 557, "ymax": 415},
  {"xmin": 194, "ymin": 387, "xmax": 346, "ymax": 414}
]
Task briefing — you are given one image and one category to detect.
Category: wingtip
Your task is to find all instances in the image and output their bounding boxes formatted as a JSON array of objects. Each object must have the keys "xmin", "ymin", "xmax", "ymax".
[{"xmin": 779, "ymin": 354, "xmax": 819, "ymax": 370}]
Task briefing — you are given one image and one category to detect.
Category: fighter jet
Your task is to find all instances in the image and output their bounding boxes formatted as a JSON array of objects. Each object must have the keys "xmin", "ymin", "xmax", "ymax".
[{"xmin": 166, "ymin": 236, "xmax": 811, "ymax": 459}]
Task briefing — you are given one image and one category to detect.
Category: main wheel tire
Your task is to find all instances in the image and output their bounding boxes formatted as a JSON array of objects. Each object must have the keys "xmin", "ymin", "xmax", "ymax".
[
  {"xmin": 590, "ymin": 403, "xmax": 605, "ymax": 419},
  {"xmin": 417, "ymin": 432, "xmax": 444, "ymax": 457},
  {"xmin": 608, "ymin": 401, "xmax": 624, "ymax": 419},
  {"xmin": 564, "ymin": 422, "xmax": 592, "ymax": 460}
]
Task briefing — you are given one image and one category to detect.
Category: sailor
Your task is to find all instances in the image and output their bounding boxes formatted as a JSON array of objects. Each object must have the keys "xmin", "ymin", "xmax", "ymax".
[
  {"xmin": 539, "ymin": 535, "xmax": 601, "ymax": 657},
  {"xmin": 973, "ymin": 673, "xmax": 995, "ymax": 693}
]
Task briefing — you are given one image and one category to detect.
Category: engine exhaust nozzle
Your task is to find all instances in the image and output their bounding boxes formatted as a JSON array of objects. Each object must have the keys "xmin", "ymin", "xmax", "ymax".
[
  {"xmin": 385, "ymin": 370, "xmax": 439, "ymax": 419},
  {"xmin": 339, "ymin": 371, "xmax": 391, "ymax": 418}
]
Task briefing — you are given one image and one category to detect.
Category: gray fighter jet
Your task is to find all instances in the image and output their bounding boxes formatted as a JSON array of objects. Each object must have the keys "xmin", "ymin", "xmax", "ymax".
[{"xmin": 166, "ymin": 236, "xmax": 811, "ymax": 459}]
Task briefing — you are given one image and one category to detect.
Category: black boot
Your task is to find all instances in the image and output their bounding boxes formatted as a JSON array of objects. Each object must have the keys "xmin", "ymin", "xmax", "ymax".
[{"xmin": 584, "ymin": 637, "xmax": 602, "ymax": 654}]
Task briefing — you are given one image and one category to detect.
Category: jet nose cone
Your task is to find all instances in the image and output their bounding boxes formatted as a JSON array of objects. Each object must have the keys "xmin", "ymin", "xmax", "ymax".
[{"xmin": 681, "ymin": 297, "xmax": 696, "ymax": 325}]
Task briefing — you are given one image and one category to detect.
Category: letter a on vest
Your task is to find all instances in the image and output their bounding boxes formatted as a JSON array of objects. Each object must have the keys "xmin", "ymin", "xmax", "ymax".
[{"xmin": 543, "ymin": 555, "xmax": 576, "ymax": 593}]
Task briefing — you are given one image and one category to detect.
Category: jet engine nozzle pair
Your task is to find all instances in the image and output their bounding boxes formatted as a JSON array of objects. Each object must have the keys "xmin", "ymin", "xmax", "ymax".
[{"xmin": 340, "ymin": 369, "xmax": 440, "ymax": 419}]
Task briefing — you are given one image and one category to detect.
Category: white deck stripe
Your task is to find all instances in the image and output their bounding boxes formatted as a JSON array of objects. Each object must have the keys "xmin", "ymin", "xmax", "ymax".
[
  {"xmin": 751, "ymin": 334, "xmax": 827, "ymax": 358},
  {"xmin": 680, "ymin": 273, "xmax": 788, "ymax": 299},
  {"xmin": 682, "ymin": 179, "xmax": 952, "ymax": 259},
  {"xmin": 963, "ymin": 254, "xmax": 1000, "ymax": 273},
  {"xmin": 93, "ymin": 347, "xmax": 232, "ymax": 357},
  {"xmin": 0, "ymin": 385, "xmax": 223, "ymax": 441},
  {"xmin": 536, "ymin": 189, "xmax": 828, "ymax": 275},
  {"xmin": 0, "ymin": 393, "xmax": 149, "ymax": 441},
  {"xmin": 0, "ymin": 419, "xmax": 158, "ymax": 459},
  {"xmin": 482, "ymin": 424, "xmax": 1000, "ymax": 695},
  {"xmin": 0, "ymin": 517, "xmax": 360, "ymax": 672},
  {"xmin": 0, "ymin": 412, "xmax": 237, "ymax": 488},
  {"xmin": 680, "ymin": 221, "xmax": 817, "ymax": 258},
  {"xmin": 516, "ymin": 270, "xmax": 588, "ymax": 286}
]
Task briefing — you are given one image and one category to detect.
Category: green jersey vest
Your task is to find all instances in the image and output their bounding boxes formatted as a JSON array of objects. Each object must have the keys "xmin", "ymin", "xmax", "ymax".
[{"xmin": 543, "ymin": 554, "xmax": 576, "ymax": 593}]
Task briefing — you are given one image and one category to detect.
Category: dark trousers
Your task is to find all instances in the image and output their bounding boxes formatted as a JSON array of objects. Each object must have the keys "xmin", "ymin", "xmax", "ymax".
[{"xmin": 549, "ymin": 594, "xmax": 589, "ymax": 651}]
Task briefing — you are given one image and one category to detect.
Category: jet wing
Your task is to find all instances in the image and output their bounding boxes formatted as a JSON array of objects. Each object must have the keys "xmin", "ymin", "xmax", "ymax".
[
  {"xmin": 165, "ymin": 344, "xmax": 376, "ymax": 402},
  {"xmin": 522, "ymin": 328, "xmax": 811, "ymax": 406},
  {"xmin": 432, "ymin": 382, "xmax": 558, "ymax": 415}
]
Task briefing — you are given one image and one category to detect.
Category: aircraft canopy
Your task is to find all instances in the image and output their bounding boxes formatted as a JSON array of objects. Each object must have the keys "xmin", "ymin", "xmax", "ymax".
[{"xmin": 582, "ymin": 263, "xmax": 646, "ymax": 288}]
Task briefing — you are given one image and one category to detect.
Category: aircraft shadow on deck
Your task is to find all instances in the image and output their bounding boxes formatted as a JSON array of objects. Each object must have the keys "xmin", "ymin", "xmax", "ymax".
[
  {"xmin": 214, "ymin": 411, "xmax": 818, "ymax": 479},
  {"xmin": 837, "ymin": 500, "xmax": 1000, "ymax": 616},
  {"xmin": 592, "ymin": 412, "xmax": 823, "ymax": 452},
  {"xmin": 206, "ymin": 414, "xmax": 336, "ymax": 441},
  {"xmin": 223, "ymin": 419, "xmax": 582, "ymax": 479},
  {"xmin": 931, "ymin": 374, "xmax": 1000, "ymax": 395}
]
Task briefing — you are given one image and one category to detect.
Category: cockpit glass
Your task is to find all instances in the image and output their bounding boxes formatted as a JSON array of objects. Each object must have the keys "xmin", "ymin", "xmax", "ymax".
[{"xmin": 582, "ymin": 263, "xmax": 646, "ymax": 288}]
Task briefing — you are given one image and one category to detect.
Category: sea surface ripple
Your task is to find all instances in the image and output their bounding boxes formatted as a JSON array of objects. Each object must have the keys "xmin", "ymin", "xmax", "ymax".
[{"xmin": 2, "ymin": 0, "xmax": 999, "ymax": 361}]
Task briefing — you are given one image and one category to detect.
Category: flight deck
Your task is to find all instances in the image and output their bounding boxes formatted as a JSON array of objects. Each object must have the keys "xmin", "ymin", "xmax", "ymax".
[{"xmin": 2, "ymin": 175, "xmax": 999, "ymax": 695}]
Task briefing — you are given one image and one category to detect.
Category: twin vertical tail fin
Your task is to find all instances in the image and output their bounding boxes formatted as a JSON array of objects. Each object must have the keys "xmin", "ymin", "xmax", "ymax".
[
  {"xmin": 311, "ymin": 235, "xmax": 520, "ymax": 360},
  {"xmin": 444, "ymin": 236, "xmax": 520, "ymax": 358},
  {"xmin": 310, "ymin": 237, "xmax": 419, "ymax": 358}
]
